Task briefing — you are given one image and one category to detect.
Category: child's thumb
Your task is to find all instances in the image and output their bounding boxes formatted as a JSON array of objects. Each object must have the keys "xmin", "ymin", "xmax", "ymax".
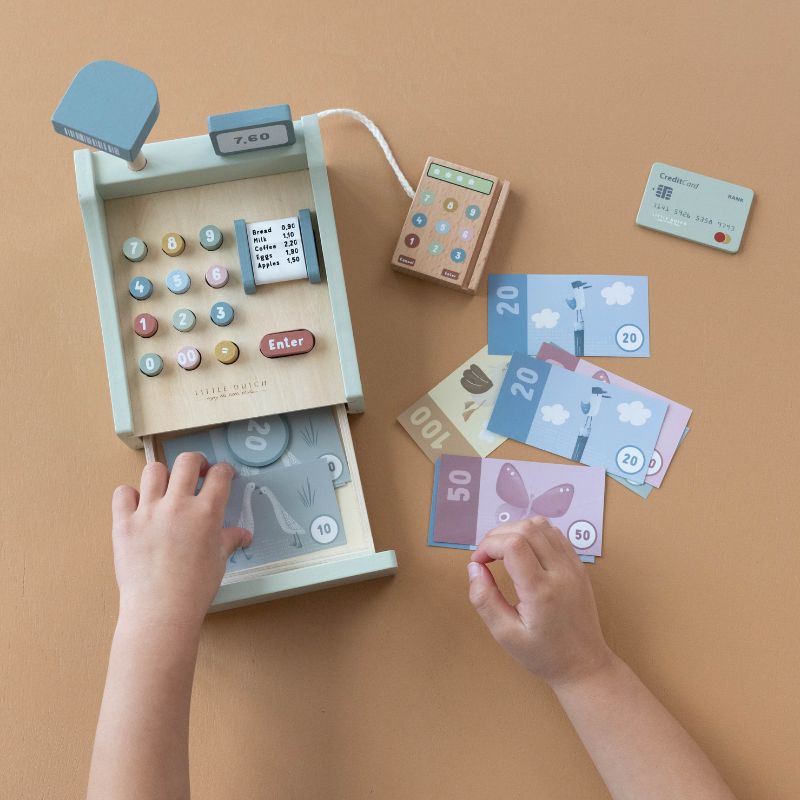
[
  {"xmin": 467, "ymin": 562, "xmax": 517, "ymax": 636},
  {"xmin": 221, "ymin": 526, "xmax": 253, "ymax": 557}
]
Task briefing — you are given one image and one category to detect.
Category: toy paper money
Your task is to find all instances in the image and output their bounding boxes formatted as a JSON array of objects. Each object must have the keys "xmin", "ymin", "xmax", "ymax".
[
  {"xmin": 488, "ymin": 353, "xmax": 668, "ymax": 484},
  {"xmin": 397, "ymin": 345, "xmax": 510, "ymax": 462},
  {"xmin": 488, "ymin": 274, "xmax": 650, "ymax": 358},
  {"xmin": 161, "ymin": 407, "xmax": 351, "ymax": 488},
  {"xmin": 223, "ymin": 460, "xmax": 345, "ymax": 574},
  {"xmin": 537, "ymin": 343, "xmax": 691, "ymax": 490},
  {"xmin": 429, "ymin": 455, "xmax": 605, "ymax": 557}
]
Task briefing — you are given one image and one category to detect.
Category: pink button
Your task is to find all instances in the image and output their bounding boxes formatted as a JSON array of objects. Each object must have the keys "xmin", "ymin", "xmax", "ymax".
[
  {"xmin": 176, "ymin": 346, "xmax": 201, "ymax": 370},
  {"xmin": 459, "ymin": 228, "xmax": 473, "ymax": 241},
  {"xmin": 205, "ymin": 264, "xmax": 229, "ymax": 288},
  {"xmin": 133, "ymin": 313, "xmax": 158, "ymax": 338}
]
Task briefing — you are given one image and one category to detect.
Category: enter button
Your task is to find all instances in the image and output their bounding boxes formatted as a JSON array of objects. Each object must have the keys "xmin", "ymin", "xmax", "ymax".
[{"xmin": 259, "ymin": 329, "xmax": 316, "ymax": 358}]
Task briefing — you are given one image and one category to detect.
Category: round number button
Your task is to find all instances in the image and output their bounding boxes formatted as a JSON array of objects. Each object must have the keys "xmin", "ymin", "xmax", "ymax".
[
  {"xmin": 199, "ymin": 224, "xmax": 223, "ymax": 251},
  {"xmin": 205, "ymin": 264, "xmax": 229, "ymax": 288},
  {"xmin": 450, "ymin": 247, "xmax": 467, "ymax": 264},
  {"xmin": 428, "ymin": 242, "xmax": 444, "ymax": 256},
  {"xmin": 434, "ymin": 220, "xmax": 451, "ymax": 234},
  {"xmin": 172, "ymin": 308, "xmax": 196, "ymax": 332},
  {"xmin": 166, "ymin": 270, "xmax": 191, "ymax": 294},
  {"xmin": 412, "ymin": 213, "xmax": 428, "ymax": 228},
  {"xmin": 459, "ymin": 228, "xmax": 473, "ymax": 241},
  {"xmin": 138, "ymin": 352, "xmax": 163, "ymax": 377},
  {"xmin": 443, "ymin": 197, "xmax": 458, "ymax": 212},
  {"xmin": 214, "ymin": 340, "xmax": 239, "ymax": 364},
  {"xmin": 310, "ymin": 514, "xmax": 340, "ymax": 544},
  {"xmin": 176, "ymin": 346, "xmax": 201, "ymax": 371},
  {"xmin": 420, "ymin": 191, "xmax": 435, "ymax": 205},
  {"xmin": 404, "ymin": 233, "xmax": 420, "ymax": 248},
  {"xmin": 122, "ymin": 237, "xmax": 147, "ymax": 262},
  {"xmin": 567, "ymin": 520, "xmax": 597, "ymax": 550},
  {"xmin": 161, "ymin": 232, "xmax": 185, "ymax": 256},
  {"xmin": 615, "ymin": 324, "xmax": 644, "ymax": 353},
  {"xmin": 465, "ymin": 204, "xmax": 481, "ymax": 220},
  {"xmin": 210, "ymin": 301, "xmax": 234, "ymax": 326},
  {"xmin": 129, "ymin": 276, "xmax": 153, "ymax": 300},
  {"xmin": 133, "ymin": 313, "xmax": 158, "ymax": 338},
  {"xmin": 226, "ymin": 415, "xmax": 290, "ymax": 467},
  {"xmin": 616, "ymin": 445, "xmax": 646, "ymax": 475}
]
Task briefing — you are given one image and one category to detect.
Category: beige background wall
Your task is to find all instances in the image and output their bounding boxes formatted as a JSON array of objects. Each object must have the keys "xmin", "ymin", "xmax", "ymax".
[{"xmin": 1, "ymin": 2, "xmax": 798, "ymax": 797}]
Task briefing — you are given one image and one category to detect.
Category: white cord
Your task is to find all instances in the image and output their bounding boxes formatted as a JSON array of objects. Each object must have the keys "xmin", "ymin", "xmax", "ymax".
[{"xmin": 316, "ymin": 108, "xmax": 415, "ymax": 199}]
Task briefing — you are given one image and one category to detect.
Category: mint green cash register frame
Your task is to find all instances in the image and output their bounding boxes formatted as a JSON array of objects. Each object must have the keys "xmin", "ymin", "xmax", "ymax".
[{"xmin": 73, "ymin": 114, "xmax": 398, "ymax": 611}]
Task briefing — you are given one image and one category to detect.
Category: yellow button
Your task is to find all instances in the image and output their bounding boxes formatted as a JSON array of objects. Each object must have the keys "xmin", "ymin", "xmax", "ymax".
[
  {"xmin": 161, "ymin": 232, "xmax": 186, "ymax": 256},
  {"xmin": 215, "ymin": 340, "xmax": 239, "ymax": 364}
]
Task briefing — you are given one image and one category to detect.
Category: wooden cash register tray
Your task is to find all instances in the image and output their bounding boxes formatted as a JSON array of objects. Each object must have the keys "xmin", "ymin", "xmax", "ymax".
[{"xmin": 74, "ymin": 115, "xmax": 397, "ymax": 610}]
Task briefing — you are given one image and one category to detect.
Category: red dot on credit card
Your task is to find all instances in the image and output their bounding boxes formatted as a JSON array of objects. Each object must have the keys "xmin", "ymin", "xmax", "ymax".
[{"xmin": 714, "ymin": 232, "xmax": 726, "ymax": 243}]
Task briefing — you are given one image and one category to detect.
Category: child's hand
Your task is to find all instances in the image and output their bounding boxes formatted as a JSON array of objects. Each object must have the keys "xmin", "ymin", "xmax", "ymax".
[
  {"xmin": 111, "ymin": 454, "xmax": 252, "ymax": 629},
  {"xmin": 467, "ymin": 517, "xmax": 612, "ymax": 688}
]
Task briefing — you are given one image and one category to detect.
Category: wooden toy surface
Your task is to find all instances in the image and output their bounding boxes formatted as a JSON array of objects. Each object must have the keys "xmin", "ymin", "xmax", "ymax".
[{"xmin": 105, "ymin": 171, "xmax": 347, "ymax": 437}]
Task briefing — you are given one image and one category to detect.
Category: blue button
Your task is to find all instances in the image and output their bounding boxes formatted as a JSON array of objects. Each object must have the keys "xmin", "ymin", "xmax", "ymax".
[
  {"xmin": 434, "ymin": 220, "xmax": 451, "ymax": 234},
  {"xmin": 450, "ymin": 247, "xmax": 467, "ymax": 264},
  {"xmin": 129, "ymin": 276, "xmax": 153, "ymax": 300},
  {"xmin": 411, "ymin": 213, "xmax": 428, "ymax": 228},
  {"xmin": 210, "ymin": 301, "xmax": 235, "ymax": 326},
  {"xmin": 166, "ymin": 270, "xmax": 191, "ymax": 294},
  {"xmin": 465, "ymin": 204, "xmax": 481, "ymax": 220}
]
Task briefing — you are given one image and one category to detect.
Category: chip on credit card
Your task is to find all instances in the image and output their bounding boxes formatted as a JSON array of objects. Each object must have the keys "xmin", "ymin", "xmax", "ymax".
[{"xmin": 635, "ymin": 163, "xmax": 754, "ymax": 252}]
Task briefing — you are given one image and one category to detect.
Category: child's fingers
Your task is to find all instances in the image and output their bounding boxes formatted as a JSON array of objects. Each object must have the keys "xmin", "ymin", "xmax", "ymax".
[
  {"xmin": 472, "ymin": 530, "xmax": 544, "ymax": 600},
  {"xmin": 467, "ymin": 562, "xmax": 520, "ymax": 638},
  {"xmin": 220, "ymin": 526, "xmax": 254, "ymax": 558},
  {"xmin": 542, "ymin": 522, "xmax": 581, "ymax": 562},
  {"xmin": 139, "ymin": 462, "xmax": 168, "ymax": 503},
  {"xmin": 167, "ymin": 452, "xmax": 208, "ymax": 497},
  {"xmin": 199, "ymin": 463, "xmax": 235, "ymax": 508},
  {"xmin": 112, "ymin": 485, "xmax": 139, "ymax": 519}
]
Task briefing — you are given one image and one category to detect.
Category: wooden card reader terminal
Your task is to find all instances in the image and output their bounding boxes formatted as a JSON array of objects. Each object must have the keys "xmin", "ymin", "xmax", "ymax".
[
  {"xmin": 52, "ymin": 62, "xmax": 397, "ymax": 610},
  {"xmin": 391, "ymin": 157, "xmax": 510, "ymax": 294}
]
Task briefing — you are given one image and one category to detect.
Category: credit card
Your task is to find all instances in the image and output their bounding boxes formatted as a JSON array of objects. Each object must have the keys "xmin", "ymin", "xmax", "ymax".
[
  {"xmin": 428, "ymin": 455, "xmax": 605, "ymax": 557},
  {"xmin": 635, "ymin": 162, "xmax": 754, "ymax": 252}
]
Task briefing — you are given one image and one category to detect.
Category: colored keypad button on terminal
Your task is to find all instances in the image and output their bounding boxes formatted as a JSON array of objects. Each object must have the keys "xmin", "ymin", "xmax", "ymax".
[
  {"xmin": 450, "ymin": 247, "xmax": 467, "ymax": 264},
  {"xmin": 420, "ymin": 191, "xmax": 435, "ymax": 205},
  {"xmin": 428, "ymin": 242, "xmax": 444, "ymax": 255},
  {"xmin": 166, "ymin": 270, "xmax": 191, "ymax": 294},
  {"xmin": 465, "ymin": 204, "xmax": 481, "ymax": 220},
  {"xmin": 161, "ymin": 232, "xmax": 186, "ymax": 256},
  {"xmin": 210, "ymin": 302, "xmax": 234, "ymax": 326},
  {"xmin": 133, "ymin": 313, "xmax": 158, "ymax": 338},
  {"xmin": 404, "ymin": 234, "xmax": 420, "ymax": 248},
  {"xmin": 123, "ymin": 237, "xmax": 147, "ymax": 262},
  {"xmin": 435, "ymin": 220, "xmax": 451, "ymax": 234},
  {"xmin": 443, "ymin": 197, "xmax": 458, "ymax": 212},
  {"xmin": 172, "ymin": 308, "xmax": 196, "ymax": 332},
  {"xmin": 412, "ymin": 213, "xmax": 428, "ymax": 228},
  {"xmin": 177, "ymin": 346, "xmax": 201, "ymax": 370},
  {"xmin": 205, "ymin": 264, "xmax": 229, "ymax": 288},
  {"xmin": 459, "ymin": 228, "xmax": 473, "ymax": 241},
  {"xmin": 215, "ymin": 340, "xmax": 239, "ymax": 364},
  {"xmin": 129, "ymin": 276, "xmax": 153, "ymax": 300},
  {"xmin": 139, "ymin": 353, "xmax": 163, "ymax": 377},
  {"xmin": 199, "ymin": 224, "xmax": 223, "ymax": 251}
]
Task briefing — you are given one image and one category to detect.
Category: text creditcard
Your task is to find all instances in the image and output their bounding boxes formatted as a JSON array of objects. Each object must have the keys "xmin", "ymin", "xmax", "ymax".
[
  {"xmin": 635, "ymin": 162, "xmax": 754, "ymax": 252},
  {"xmin": 488, "ymin": 274, "xmax": 650, "ymax": 358},
  {"xmin": 537, "ymin": 343, "xmax": 692, "ymax": 490},
  {"xmin": 429, "ymin": 455, "xmax": 605, "ymax": 557},
  {"xmin": 397, "ymin": 345, "xmax": 510, "ymax": 461},
  {"xmin": 488, "ymin": 353, "xmax": 668, "ymax": 484}
]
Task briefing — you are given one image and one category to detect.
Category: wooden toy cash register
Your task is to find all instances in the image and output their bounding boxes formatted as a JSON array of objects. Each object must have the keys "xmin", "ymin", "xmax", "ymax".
[{"xmin": 52, "ymin": 61, "xmax": 397, "ymax": 611}]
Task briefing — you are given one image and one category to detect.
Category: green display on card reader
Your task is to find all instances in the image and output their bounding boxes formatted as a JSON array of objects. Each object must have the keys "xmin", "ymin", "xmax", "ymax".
[{"xmin": 427, "ymin": 163, "xmax": 494, "ymax": 195}]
